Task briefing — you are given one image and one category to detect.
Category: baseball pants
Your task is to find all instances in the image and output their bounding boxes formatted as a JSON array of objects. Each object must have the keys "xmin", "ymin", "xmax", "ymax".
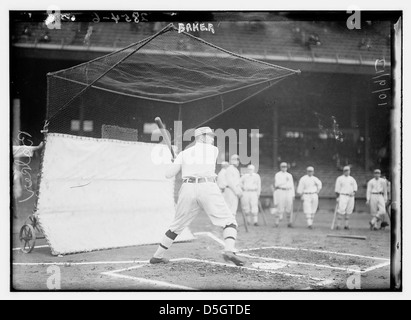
[
  {"xmin": 337, "ymin": 195, "xmax": 355, "ymax": 215},
  {"xmin": 302, "ymin": 193, "xmax": 319, "ymax": 225},
  {"xmin": 241, "ymin": 191, "xmax": 259, "ymax": 223},
  {"xmin": 169, "ymin": 182, "xmax": 237, "ymax": 234},
  {"xmin": 274, "ymin": 190, "xmax": 293, "ymax": 222},
  {"xmin": 223, "ymin": 188, "xmax": 239, "ymax": 216},
  {"xmin": 370, "ymin": 194, "xmax": 386, "ymax": 220}
]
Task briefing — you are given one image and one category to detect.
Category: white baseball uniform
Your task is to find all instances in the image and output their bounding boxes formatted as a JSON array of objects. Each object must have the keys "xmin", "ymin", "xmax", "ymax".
[
  {"xmin": 335, "ymin": 175, "xmax": 358, "ymax": 215},
  {"xmin": 168, "ymin": 143, "xmax": 237, "ymax": 234},
  {"xmin": 367, "ymin": 178, "xmax": 388, "ymax": 219},
  {"xmin": 240, "ymin": 172, "xmax": 261, "ymax": 223},
  {"xmin": 297, "ymin": 175, "xmax": 322, "ymax": 226},
  {"xmin": 152, "ymin": 128, "xmax": 243, "ymax": 266},
  {"xmin": 274, "ymin": 171, "xmax": 295, "ymax": 223},
  {"xmin": 217, "ymin": 167, "xmax": 228, "ymax": 191},
  {"xmin": 223, "ymin": 165, "xmax": 242, "ymax": 216}
]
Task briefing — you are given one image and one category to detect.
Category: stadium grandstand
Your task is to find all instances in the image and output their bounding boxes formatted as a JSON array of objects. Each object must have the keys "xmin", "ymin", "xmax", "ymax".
[{"xmin": 11, "ymin": 13, "xmax": 392, "ymax": 200}]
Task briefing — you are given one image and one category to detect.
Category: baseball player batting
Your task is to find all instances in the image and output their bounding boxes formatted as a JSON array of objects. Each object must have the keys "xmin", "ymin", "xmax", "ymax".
[{"xmin": 149, "ymin": 126, "xmax": 245, "ymax": 266}]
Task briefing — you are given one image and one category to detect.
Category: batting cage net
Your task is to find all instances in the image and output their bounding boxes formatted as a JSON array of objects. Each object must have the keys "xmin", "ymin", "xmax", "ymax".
[
  {"xmin": 46, "ymin": 23, "xmax": 299, "ymax": 142},
  {"xmin": 36, "ymin": 23, "xmax": 299, "ymax": 255}
]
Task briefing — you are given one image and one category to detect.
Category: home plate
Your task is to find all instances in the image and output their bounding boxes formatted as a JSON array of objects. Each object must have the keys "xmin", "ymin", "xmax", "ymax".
[{"xmin": 251, "ymin": 262, "xmax": 287, "ymax": 270}]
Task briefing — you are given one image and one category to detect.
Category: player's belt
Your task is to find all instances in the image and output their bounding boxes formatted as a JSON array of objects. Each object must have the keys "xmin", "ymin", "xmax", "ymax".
[
  {"xmin": 276, "ymin": 187, "xmax": 291, "ymax": 191},
  {"xmin": 303, "ymin": 192, "xmax": 317, "ymax": 194},
  {"xmin": 244, "ymin": 189, "xmax": 258, "ymax": 192},
  {"xmin": 371, "ymin": 192, "xmax": 384, "ymax": 195},
  {"xmin": 183, "ymin": 177, "xmax": 216, "ymax": 184},
  {"xmin": 340, "ymin": 193, "xmax": 353, "ymax": 197}
]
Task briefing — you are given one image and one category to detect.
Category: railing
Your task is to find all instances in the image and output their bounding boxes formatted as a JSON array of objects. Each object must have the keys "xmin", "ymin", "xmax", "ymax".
[{"xmin": 13, "ymin": 42, "xmax": 391, "ymax": 67}]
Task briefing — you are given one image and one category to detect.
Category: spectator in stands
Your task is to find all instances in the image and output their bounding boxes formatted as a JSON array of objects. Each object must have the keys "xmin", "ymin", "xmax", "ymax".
[
  {"xmin": 21, "ymin": 25, "xmax": 32, "ymax": 42},
  {"xmin": 293, "ymin": 26, "xmax": 321, "ymax": 49},
  {"xmin": 306, "ymin": 33, "xmax": 321, "ymax": 48},
  {"xmin": 84, "ymin": 25, "xmax": 93, "ymax": 46},
  {"xmin": 39, "ymin": 31, "xmax": 51, "ymax": 43},
  {"xmin": 292, "ymin": 26, "xmax": 305, "ymax": 45},
  {"xmin": 359, "ymin": 37, "xmax": 372, "ymax": 50}
]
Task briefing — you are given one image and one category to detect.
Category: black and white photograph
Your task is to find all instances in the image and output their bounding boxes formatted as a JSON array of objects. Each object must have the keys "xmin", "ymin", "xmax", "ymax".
[{"xmin": 3, "ymin": 1, "xmax": 406, "ymax": 299}]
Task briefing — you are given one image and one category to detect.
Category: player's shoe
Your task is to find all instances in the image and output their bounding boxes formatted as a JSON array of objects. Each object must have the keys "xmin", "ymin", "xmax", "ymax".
[
  {"xmin": 254, "ymin": 223, "xmax": 259, "ymax": 227},
  {"xmin": 381, "ymin": 221, "xmax": 389, "ymax": 229},
  {"xmin": 369, "ymin": 222, "xmax": 376, "ymax": 231},
  {"xmin": 149, "ymin": 257, "xmax": 170, "ymax": 264},
  {"xmin": 287, "ymin": 223, "xmax": 293, "ymax": 228},
  {"xmin": 223, "ymin": 252, "xmax": 245, "ymax": 267},
  {"xmin": 308, "ymin": 225, "xmax": 313, "ymax": 230},
  {"xmin": 344, "ymin": 226, "xmax": 350, "ymax": 230}
]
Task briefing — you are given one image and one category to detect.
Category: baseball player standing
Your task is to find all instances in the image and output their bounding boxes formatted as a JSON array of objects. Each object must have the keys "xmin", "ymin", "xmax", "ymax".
[
  {"xmin": 223, "ymin": 154, "xmax": 243, "ymax": 217},
  {"xmin": 334, "ymin": 166, "xmax": 358, "ymax": 230},
  {"xmin": 367, "ymin": 169, "xmax": 388, "ymax": 230},
  {"xmin": 150, "ymin": 127, "xmax": 244, "ymax": 266},
  {"xmin": 381, "ymin": 174, "xmax": 391, "ymax": 229},
  {"xmin": 296, "ymin": 166, "xmax": 322, "ymax": 229},
  {"xmin": 273, "ymin": 162, "xmax": 295, "ymax": 228},
  {"xmin": 240, "ymin": 164, "xmax": 261, "ymax": 226}
]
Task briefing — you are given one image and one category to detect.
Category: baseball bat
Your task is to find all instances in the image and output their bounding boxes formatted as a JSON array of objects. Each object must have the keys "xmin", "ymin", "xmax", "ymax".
[
  {"xmin": 289, "ymin": 199, "xmax": 294, "ymax": 225},
  {"xmin": 326, "ymin": 234, "xmax": 367, "ymax": 241},
  {"xmin": 241, "ymin": 208, "xmax": 249, "ymax": 233},
  {"xmin": 331, "ymin": 203, "xmax": 338, "ymax": 230},
  {"xmin": 293, "ymin": 199, "xmax": 302, "ymax": 225},
  {"xmin": 155, "ymin": 117, "xmax": 176, "ymax": 160},
  {"xmin": 258, "ymin": 200, "xmax": 268, "ymax": 226}
]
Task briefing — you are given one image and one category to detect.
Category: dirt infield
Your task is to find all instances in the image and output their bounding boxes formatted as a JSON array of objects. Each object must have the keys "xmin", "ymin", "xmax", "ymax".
[{"xmin": 12, "ymin": 199, "xmax": 391, "ymax": 291}]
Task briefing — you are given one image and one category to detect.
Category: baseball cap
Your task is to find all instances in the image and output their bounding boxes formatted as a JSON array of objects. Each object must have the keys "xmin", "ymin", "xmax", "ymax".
[
  {"xmin": 343, "ymin": 166, "xmax": 351, "ymax": 171},
  {"xmin": 374, "ymin": 169, "xmax": 381, "ymax": 174},
  {"xmin": 194, "ymin": 127, "xmax": 215, "ymax": 137},
  {"xmin": 280, "ymin": 162, "xmax": 288, "ymax": 168},
  {"xmin": 231, "ymin": 154, "xmax": 240, "ymax": 161},
  {"xmin": 307, "ymin": 166, "xmax": 314, "ymax": 172}
]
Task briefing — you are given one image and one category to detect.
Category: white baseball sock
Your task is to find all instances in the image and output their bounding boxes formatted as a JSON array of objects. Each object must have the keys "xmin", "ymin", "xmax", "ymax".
[
  {"xmin": 153, "ymin": 230, "xmax": 178, "ymax": 258},
  {"xmin": 223, "ymin": 225, "xmax": 237, "ymax": 252}
]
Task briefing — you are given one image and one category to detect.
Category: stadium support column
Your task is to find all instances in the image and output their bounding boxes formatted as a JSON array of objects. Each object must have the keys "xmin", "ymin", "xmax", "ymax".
[
  {"xmin": 12, "ymin": 98, "xmax": 21, "ymax": 143},
  {"xmin": 79, "ymin": 96, "xmax": 85, "ymax": 136},
  {"xmin": 364, "ymin": 103, "xmax": 370, "ymax": 171},
  {"xmin": 391, "ymin": 17, "xmax": 402, "ymax": 290},
  {"xmin": 272, "ymin": 103, "xmax": 278, "ymax": 170}
]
